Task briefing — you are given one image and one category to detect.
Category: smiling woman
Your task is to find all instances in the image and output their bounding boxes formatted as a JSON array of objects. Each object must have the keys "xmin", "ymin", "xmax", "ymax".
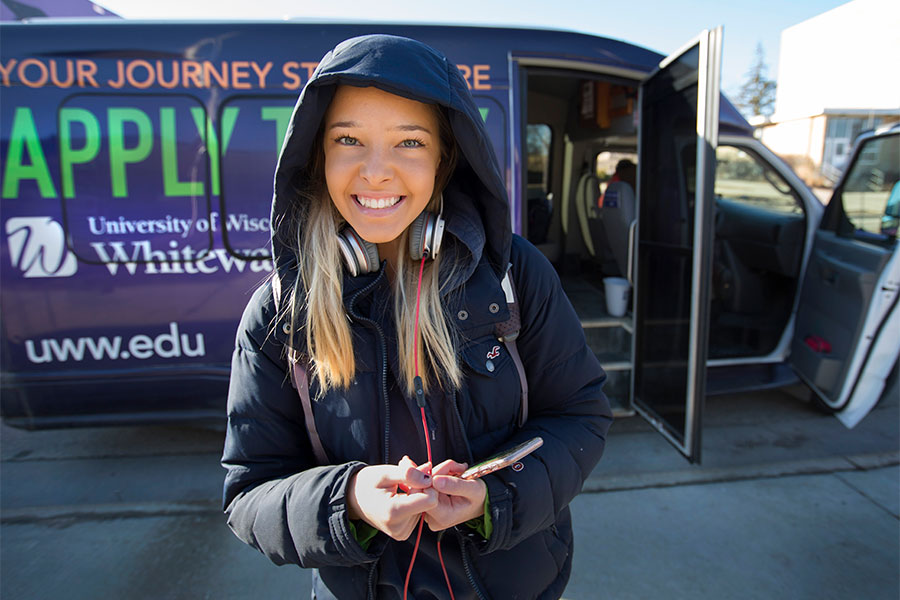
[{"xmin": 222, "ymin": 33, "xmax": 612, "ymax": 600}]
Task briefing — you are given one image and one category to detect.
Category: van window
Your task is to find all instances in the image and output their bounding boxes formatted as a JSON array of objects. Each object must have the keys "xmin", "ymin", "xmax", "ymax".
[
  {"xmin": 837, "ymin": 133, "xmax": 900, "ymax": 239},
  {"xmin": 218, "ymin": 96, "xmax": 296, "ymax": 259},
  {"xmin": 55, "ymin": 95, "xmax": 213, "ymax": 264},
  {"xmin": 714, "ymin": 146, "xmax": 802, "ymax": 215},
  {"xmin": 526, "ymin": 124, "xmax": 552, "ymax": 192},
  {"xmin": 526, "ymin": 124, "xmax": 552, "ymax": 244}
]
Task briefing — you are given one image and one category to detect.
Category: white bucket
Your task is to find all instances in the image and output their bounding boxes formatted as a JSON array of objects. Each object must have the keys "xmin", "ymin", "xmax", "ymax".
[{"xmin": 603, "ymin": 277, "xmax": 631, "ymax": 317}]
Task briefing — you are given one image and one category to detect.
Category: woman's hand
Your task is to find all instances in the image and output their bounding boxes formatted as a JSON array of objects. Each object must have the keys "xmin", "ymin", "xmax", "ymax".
[
  {"xmin": 424, "ymin": 459, "xmax": 487, "ymax": 532},
  {"xmin": 346, "ymin": 457, "xmax": 438, "ymax": 541}
]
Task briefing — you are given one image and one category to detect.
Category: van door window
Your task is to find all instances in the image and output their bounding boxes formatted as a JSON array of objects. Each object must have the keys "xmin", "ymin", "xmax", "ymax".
[
  {"xmin": 709, "ymin": 145, "xmax": 806, "ymax": 359},
  {"xmin": 714, "ymin": 146, "xmax": 801, "ymax": 215},
  {"xmin": 833, "ymin": 133, "xmax": 900, "ymax": 241},
  {"xmin": 526, "ymin": 123, "xmax": 552, "ymax": 245}
]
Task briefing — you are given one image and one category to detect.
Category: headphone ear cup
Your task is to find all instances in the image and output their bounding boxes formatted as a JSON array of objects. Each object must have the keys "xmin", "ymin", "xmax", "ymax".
[
  {"xmin": 337, "ymin": 227, "xmax": 380, "ymax": 276},
  {"xmin": 409, "ymin": 211, "xmax": 445, "ymax": 260}
]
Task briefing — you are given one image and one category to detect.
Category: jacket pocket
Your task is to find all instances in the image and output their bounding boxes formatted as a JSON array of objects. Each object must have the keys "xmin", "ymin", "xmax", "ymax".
[{"xmin": 458, "ymin": 335, "xmax": 522, "ymax": 444}]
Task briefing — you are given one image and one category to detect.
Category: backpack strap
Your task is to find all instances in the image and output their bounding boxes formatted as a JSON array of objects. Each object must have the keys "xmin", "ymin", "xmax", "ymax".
[
  {"xmin": 272, "ymin": 275, "xmax": 330, "ymax": 465},
  {"xmin": 496, "ymin": 266, "xmax": 529, "ymax": 427},
  {"xmin": 289, "ymin": 356, "xmax": 329, "ymax": 465}
]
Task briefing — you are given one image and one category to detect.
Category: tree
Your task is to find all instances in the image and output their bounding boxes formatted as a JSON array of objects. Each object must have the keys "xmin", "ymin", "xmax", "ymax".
[{"xmin": 736, "ymin": 43, "xmax": 777, "ymax": 118}]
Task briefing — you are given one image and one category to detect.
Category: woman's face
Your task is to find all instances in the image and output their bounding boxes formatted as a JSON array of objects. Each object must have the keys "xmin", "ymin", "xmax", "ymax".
[{"xmin": 323, "ymin": 85, "xmax": 442, "ymax": 246}]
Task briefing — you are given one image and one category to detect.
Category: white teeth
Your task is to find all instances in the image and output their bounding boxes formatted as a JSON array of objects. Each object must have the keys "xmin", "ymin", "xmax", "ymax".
[{"xmin": 356, "ymin": 195, "xmax": 401, "ymax": 209}]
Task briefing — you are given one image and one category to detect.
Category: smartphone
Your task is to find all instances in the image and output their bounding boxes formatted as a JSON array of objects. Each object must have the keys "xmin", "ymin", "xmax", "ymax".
[{"xmin": 460, "ymin": 437, "xmax": 543, "ymax": 480}]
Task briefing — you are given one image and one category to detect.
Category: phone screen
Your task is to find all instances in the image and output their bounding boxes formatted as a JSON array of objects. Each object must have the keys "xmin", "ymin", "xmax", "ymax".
[{"xmin": 460, "ymin": 437, "xmax": 543, "ymax": 480}]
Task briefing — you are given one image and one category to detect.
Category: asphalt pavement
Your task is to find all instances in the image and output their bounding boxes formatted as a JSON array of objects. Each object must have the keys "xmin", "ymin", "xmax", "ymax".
[{"xmin": 1, "ymin": 384, "xmax": 897, "ymax": 599}]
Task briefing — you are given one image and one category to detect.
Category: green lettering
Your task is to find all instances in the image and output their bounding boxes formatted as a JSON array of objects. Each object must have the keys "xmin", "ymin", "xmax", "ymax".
[
  {"xmin": 1, "ymin": 107, "xmax": 57, "ymax": 198},
  {"xmin": 160, "ymin": 107, "xmax": 203, "ymax": 197},
  {"xmin": 108, "ymin": 108, "xmax": 152, "ymax": 198},
  {"xmin": 261, "ymin": 107, "xmax": 293, "ymax": 153},
  {"xmin": 59, "ymin": 108, "xmax": 101, "ymax": 199},
  {"xmin": 190, "ymin": 107, "xmax": 239, "ymax": 196}
]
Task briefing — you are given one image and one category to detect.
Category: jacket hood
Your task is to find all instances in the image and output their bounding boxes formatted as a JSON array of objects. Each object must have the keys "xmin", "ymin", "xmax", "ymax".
[{"xmin": 271, "ymin": 34, "xmax": 511, "ymax": 293}]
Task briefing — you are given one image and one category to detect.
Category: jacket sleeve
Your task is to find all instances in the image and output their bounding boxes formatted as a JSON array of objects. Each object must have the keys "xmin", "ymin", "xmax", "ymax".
[
  {"xmin": 475, "ymin": 236, "xmax": 613, "ymax": 554},
  {"xmin": 221, "ymin": 282, "xmax": 386, "ymax": 568}
]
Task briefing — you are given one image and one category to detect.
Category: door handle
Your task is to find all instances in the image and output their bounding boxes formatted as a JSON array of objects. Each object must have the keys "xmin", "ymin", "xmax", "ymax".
[
  {"xmin": 820, "ymin": 265, "xmax": 838, "ymax": 285},
  {"xmin": 627, "ymin": 219, "xmax": 637, "ymax": 287}
]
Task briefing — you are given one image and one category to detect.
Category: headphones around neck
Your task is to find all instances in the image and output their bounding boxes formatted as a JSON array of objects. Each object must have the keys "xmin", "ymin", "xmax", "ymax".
[{"xmin": 337, "ymin": 208, "xmax": 445, "ymax": 277}]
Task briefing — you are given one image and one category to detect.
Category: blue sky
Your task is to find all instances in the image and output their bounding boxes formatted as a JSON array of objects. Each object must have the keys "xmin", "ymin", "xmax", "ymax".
[{"xmin": 95, "ymin": 0, "xmax": 850, "ymax": 96}]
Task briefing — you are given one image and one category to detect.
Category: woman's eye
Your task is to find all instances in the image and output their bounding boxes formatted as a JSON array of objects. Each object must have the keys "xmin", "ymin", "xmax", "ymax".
[
  {"xmin": 336, "ymin": 135, "xmax": 359, "ymax": 146},
  {"xmin": 399, "ymin": 138, "xmax": 425, "ymax": 148}
]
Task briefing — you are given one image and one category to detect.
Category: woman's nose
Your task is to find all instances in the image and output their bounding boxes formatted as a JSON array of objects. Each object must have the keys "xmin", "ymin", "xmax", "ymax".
[{"xmin": 359, "ymin": 147, "xmax": 393, "ymax": 184}]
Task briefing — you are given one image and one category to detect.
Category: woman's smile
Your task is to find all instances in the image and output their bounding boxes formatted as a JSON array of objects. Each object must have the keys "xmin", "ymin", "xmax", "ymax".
[{"xmin": 353, "ymin": 194, "xmax": 404, "ymax": 210}]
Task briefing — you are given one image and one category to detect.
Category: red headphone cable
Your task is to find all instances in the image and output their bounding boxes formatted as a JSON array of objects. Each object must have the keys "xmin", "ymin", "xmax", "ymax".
[{"xmin": 403, "ymin": 254, "xmax": 455, "ymax": 600}]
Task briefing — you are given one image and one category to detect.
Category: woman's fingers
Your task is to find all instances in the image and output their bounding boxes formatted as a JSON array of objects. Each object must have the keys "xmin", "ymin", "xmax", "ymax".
[
  {"xmin": 430, "ymin": 459, "xmax": 467, "ymax": 477},
  {"xmin": 396, "ymin": 456, "xmax": 432, "ymax": 490},
  {"xmin": 432, "ymin": 474, "xmax": 483, "ymax": 501},
  {"xmin": 424, "ymin": 477, "xmax": 487, "ymax": 532},
  {"xmin": 347, "ymin": 464, "xmax": 440, "ymax": 540}
]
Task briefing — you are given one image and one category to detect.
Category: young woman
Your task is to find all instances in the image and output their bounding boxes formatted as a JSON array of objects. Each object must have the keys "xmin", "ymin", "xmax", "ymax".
[{"xmin": 222, "ymin": 34, "xmax": 613, "ymax": 600}]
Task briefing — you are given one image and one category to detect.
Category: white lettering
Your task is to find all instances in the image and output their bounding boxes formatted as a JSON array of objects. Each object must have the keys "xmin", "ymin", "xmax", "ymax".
[
  {"xmin": 89, "ymin": 241, "xmax": 141, "ymax": 275},
  {"xmin": 23, "ymin": 323, "xmax": 206, "ymax": 364},
  {"xmin": 25, "ymin": 340, "xmax": 51, "ymax": 363},
  {"xmin": 129, "ymin": 334, "xmax": 154, "ymax": 359}
]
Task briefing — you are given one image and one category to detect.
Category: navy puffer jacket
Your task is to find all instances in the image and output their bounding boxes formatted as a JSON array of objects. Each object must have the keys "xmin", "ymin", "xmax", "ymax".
[{"xmin": 222, "ymin": 34, "xmax": 613, "ymax": 600}]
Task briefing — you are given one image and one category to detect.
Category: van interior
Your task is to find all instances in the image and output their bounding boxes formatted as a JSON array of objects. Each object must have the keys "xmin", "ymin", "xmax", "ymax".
[{"xmin": 521, "ymin": 68, "xmax": 808, "ymax": 413}]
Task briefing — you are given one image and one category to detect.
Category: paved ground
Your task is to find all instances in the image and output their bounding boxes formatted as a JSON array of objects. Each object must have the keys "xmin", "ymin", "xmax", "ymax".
[{"xmin": 1, "ymin": 384, "xmax": 897, "ymax": 599}]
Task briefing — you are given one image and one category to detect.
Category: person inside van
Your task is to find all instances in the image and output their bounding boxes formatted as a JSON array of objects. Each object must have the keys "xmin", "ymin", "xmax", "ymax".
[
  {"xmin": 600, "ymin": 159, "xmax": 637, "ymax": 276},
  {"xmin": 221, "ymin": 34, "xmax": 612, "ymax": 599}
]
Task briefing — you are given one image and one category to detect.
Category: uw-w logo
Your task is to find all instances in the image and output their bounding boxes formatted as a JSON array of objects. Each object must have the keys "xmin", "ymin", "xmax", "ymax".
[{"xmin": 6, "ymin": 217, "xmax": 78, "ymax": 278}]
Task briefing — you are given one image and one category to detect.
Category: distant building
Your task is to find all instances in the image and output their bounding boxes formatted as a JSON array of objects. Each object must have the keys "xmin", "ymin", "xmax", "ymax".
[{"xmin": 758, "ymin": 0, "xmax": 899, "ymax": 186}]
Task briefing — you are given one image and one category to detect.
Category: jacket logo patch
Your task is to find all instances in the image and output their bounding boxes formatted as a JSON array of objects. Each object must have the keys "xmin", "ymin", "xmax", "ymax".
[{"xmin": 486, "ymin": 346, "xmax": 500, "ymax": 359}]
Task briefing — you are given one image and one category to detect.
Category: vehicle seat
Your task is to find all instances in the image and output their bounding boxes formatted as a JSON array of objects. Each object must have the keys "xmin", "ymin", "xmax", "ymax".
[
  {"xmin": 575, "ymin": 170, "xmax": 600, "ymax": 256},
  {"xmin": 600, "ymin": 180, "xmax": 636, "ymax": 276}
]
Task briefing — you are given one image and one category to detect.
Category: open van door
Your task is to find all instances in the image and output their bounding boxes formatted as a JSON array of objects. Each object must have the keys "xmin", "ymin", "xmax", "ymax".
[
  {"xmin": 631, "ymin": 28, "xmax": 722, "ymax": 462},
  {"xmin": 791, "ymin": 127, "xmax": 900, "ymax": 427}
]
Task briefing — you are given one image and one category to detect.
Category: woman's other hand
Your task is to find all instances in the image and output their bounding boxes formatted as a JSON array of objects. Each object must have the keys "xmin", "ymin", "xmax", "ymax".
[
  {"xmin": 346, "ymin": 457, "xmax": 438, "ymax": 541},
  {"xmin": 424, "ymin": 459, "xmax": 487, "ymax": 532}
]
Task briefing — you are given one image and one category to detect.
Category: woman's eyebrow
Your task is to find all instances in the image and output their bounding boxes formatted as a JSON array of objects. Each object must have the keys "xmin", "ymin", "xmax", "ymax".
[
  {"xmin": 393, "ymin": 124, "xmax": 432, "ymax": 134},
  {"xmin": 328, "ymin": 120, "xmax": 359, "ymax": 130}
]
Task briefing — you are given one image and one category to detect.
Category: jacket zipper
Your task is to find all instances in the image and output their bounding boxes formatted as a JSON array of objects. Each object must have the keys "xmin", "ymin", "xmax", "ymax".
[
  {"xmin": 347, "ymin": 272, "xmax": 391, "ymax": 464},
  {"xmin": 459, "ymin": 535, "xmax": 489, "ymax": 600},
  {"xmin": 449, "ymin": 390, "xmax": 490, "ymax": 599},
  {"xmin": 367, "ymin": 561, "xmax": 378, "ymax": 600}
]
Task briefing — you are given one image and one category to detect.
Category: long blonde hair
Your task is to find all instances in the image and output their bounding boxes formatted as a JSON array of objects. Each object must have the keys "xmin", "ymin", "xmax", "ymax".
[{"xmin": 284, "ymin": 102, "xmax": 461, "ymax": 396}]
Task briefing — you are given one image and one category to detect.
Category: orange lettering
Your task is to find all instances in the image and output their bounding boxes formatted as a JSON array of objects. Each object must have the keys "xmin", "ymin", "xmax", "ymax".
[
  {"xmin": 49, "ymin": 59, "xmax": 75, "ymax": 88},
  {"xmin": 76, "ymin": 60, "xmax": 98, "ymax": 88},
  {"xmin": 456, "ymin": 64, "xmax": 472, "ymax": 89},
  {"xmin": 107, "ymin": 60, "xmax": 125, "ymax": 88},
  {"xmin": 282, "ymin": 61, "xmax": 302, "ymax": 90},
  {"xmin": 182, "ymin": 61, "xmax": 202, "ymax": 88},
  {"xmin": 301, "ymin": 62, "xmax": 318, "ymax": 79},
  {"xmin": 126, "ymin": 60, "xmax": 154, "ymax": 89},
  {"xmin": 0, "ymin": 59, "xmax": 17, "ymax": 86},
  {"xmin": 18, "ymin": 58, "xmax": 48, "ymax": 88},
  {"xmin": 156, "ymin": 60, "xmax": 179, "ymax": 89},
  {"xmin": 251, "ymin": 61, "xmax": 272, "ymax": 88},
  {"xmin": 204, "ymin": 61, "xmax": 228, "ymax": 88},
  {"xmin": 473, "ymin": 65, "xmax": 491, "ymax": 90},
  {"xmin": 232, "ymin": 61, "xmax": 251, "ymax": 89}
]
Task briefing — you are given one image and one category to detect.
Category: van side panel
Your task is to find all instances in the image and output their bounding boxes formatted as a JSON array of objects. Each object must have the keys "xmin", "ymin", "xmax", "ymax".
[{"xmin": 0, "ymin": 23, "xmax": 517, "ymax": 425}]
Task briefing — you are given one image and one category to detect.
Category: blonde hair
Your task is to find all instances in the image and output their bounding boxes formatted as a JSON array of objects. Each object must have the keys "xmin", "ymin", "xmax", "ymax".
[{"xmin": 284, "ymin": 102, "xmax": 461, "ymax": 396}]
